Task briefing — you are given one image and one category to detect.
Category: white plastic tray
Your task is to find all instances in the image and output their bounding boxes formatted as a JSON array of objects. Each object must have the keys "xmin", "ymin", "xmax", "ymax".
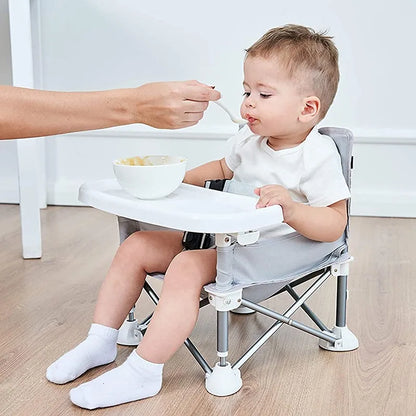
[{"xmin": 78, "ymin": 179, "xmax": 283, "ymax": 234}]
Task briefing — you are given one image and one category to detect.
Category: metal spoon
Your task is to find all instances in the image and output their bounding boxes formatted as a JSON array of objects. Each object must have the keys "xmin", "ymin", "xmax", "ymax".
[{"xmin": 214, "ymin": 99, "xmax": 247, "ymax": 125}]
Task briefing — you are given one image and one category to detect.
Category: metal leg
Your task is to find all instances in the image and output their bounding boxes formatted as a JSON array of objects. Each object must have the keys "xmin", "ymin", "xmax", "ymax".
[
  {"xmin": 117, "ymin": 307, "xmax": 143, "ymax": 346},
  {"xmin": 205, "ymin": 310, "xmax": 242, "ymax": 396},
  {"xmin": 336, "ymin": 274, "xmax": 348, "ymax": 327},
  {"xmin": 319, "ymin": 265, "xmax": 359, "ymax": 351},
  {"xmin": 217, "ymin": 311, "xmax": 228, "ymax": 367}
]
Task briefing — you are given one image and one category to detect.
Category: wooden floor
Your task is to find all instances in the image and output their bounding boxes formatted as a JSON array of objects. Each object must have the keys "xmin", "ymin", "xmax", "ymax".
[{"xmin": 0, "ymin": 205, "xmax": 415, "ymax": 416}]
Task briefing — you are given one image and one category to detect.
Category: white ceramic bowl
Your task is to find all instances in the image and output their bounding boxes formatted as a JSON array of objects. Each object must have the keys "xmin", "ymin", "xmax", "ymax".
[{"xmin": 113, "ymin": 155, "xmax": 187, "ymax": 199}]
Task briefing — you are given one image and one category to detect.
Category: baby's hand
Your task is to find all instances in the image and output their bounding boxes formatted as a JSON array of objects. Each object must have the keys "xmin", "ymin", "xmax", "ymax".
[{"xmin": 254, "ymin": 185, "xmax": 295, "ymax": 219}]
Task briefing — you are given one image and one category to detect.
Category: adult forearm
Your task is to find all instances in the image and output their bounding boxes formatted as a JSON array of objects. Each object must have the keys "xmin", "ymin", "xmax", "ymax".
[{"xmin": 0, "ymin": 86, "xmax": 136, "ymax": 139}]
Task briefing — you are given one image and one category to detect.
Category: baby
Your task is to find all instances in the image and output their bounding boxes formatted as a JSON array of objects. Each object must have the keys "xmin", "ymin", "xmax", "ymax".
[{"xmin": 46, "ymin": 24, "xmax": 350, "ymax": 409}]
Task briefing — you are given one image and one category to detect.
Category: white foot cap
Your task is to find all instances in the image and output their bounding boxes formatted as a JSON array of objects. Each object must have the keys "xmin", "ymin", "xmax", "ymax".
[
  {"xmin": 117, "ymin": 320, "xmax": 143, "ymax": 346},
  {"xmin": 319, "ymin": 325, "xmax": 359, "ymax": 351},
  {"xmin": 205, "ymin": 363, "xmax": 242, "ymax": 396}
]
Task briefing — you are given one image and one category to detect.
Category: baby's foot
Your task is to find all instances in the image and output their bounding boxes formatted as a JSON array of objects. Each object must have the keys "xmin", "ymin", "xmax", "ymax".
[
  {"xmin": 46, "ymin": 324, "xmax": 118, "ymax": 384},
  {"xmin": 70, "ymin": 351, "xmax": 163, "ymax": 409}
]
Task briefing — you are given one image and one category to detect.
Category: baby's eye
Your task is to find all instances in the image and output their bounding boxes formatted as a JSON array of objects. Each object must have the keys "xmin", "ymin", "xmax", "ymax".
[
  {"xmin": 243, "ymin": 91, "xmax": 251, "ymax": 97},
  {"xmin": 260, "ymin": 93, "xmax": 272, "ymax": 99}
]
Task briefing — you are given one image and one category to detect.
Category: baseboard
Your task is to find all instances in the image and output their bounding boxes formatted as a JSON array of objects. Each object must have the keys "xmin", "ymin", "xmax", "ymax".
[
  {"xmin": 46, "ymin": 179, "xmax": 88, "ymax": 206},
  {"xmin": 0, "ymin": 179, "xmax": 19, "ymax": 204}
]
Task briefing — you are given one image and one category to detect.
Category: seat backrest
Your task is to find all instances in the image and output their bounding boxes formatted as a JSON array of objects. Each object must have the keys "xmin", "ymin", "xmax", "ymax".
[
  {"xmin": 318, "ymin": 126, "xmax": 353, "ymax": 240},
  {"xmin": 318, "ymin": 127, "xmax": 353, "ymax": 189}
]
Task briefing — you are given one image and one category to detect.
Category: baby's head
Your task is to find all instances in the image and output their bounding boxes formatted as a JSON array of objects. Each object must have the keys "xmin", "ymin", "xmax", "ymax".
[{"xmin": 241, "ymin": 24, "xmax": 339, "ymax": 139}]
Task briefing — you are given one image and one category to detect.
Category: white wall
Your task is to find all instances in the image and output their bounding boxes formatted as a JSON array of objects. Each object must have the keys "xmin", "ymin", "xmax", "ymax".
[{"xmin": 1, "ymin": 0, "xmax": 415, "ymax": 216}]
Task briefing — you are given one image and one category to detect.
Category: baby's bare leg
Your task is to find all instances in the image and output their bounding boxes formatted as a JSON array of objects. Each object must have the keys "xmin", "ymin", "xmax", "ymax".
[
  {"xmin": 93, "ymin": 230, "xmax": 184, "ymax": 328},
  {"xmin": 137, "ymin": 248, "xmax": 217, "ymax": 363}
]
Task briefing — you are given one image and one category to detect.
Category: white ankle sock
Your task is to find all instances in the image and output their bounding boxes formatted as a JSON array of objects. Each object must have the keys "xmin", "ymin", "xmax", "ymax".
[
  {"xmin": 70, "ymin": 351, "xmax": 163, "ymax": 409},
  {"xmin": 46, "ymin": 323, "xmax": 118, "ymax": 384}
]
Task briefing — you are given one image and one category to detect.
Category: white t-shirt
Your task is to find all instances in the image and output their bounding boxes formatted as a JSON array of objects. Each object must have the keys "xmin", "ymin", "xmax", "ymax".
[{"xmin": 224, "ymin": 125, "xmax": 351, "ymax": 239}]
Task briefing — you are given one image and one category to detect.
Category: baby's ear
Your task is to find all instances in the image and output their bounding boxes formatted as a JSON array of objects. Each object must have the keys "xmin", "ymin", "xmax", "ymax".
[{"xmin": 300, "ymin": 96, "xmax": 320, "ymax": 122}]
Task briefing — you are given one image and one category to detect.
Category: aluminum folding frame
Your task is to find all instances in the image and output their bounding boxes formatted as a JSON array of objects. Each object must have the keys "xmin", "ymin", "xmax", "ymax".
[{"xmin": 117, "ymin": 259, "xmax": 358, "ymax": 397}]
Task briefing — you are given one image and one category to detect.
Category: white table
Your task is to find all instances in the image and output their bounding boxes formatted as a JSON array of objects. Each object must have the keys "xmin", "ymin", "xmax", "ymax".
[
  {"xmin": 79, "ymin": 179, "xmax": 283, "ymax": 290},
  {"xmin": 8, "ymin": 0, "xmax": 46, "ymax": 259}
]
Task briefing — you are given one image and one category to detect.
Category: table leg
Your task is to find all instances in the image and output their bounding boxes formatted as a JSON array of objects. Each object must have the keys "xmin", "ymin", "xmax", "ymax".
[
  {"xmin": 16, "ymin": 139, "xmax": 42, "ymax": 258},
  {"xmin": 8, "ymin": 0, "xmax": 43, "ymax": 258}
]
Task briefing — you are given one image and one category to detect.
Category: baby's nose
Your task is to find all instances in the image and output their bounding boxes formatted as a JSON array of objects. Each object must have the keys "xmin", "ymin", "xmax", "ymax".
[{"xmin": 244, "ymin": 97, "xmax": 255, "ymax": 108}]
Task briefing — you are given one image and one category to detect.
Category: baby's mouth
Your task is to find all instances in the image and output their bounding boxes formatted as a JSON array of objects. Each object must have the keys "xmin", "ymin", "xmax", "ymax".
[{"xmin": 246, "ymin": 115, "xmax": 257, "ymax": 124}]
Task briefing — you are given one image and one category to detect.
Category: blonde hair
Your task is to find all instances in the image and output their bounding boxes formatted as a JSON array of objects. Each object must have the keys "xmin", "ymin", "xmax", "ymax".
[{"xmin": 246, "ymin": 24, "xmax": 339, "ymax": 119}]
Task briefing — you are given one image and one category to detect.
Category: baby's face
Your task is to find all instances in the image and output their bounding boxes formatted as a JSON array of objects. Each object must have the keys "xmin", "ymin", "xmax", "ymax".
[{"xmin": 241, "ymin": 55, "xmax": 308, "ymax": 141}]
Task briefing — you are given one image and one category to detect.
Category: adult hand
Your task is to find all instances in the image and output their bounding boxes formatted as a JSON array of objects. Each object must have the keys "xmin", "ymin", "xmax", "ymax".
[{"xmin": 133, "ymin": 80, "xmax": 221, "ymax": 129}]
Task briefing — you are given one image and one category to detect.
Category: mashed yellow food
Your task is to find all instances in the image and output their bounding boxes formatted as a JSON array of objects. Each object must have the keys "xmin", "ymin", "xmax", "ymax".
[{"xmin": 119, "ymin": 156, "xmax": 153, "ymax": 166}]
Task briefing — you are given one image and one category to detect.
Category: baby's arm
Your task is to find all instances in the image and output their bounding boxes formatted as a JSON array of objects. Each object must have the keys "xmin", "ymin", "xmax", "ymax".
[
  {"xmin": 255, "ymin": 185, "xmax": 347, "ymax": 242},
  {"xmin": 183, "ymin": 158, "xmax": 233, "ymax": 187}
]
